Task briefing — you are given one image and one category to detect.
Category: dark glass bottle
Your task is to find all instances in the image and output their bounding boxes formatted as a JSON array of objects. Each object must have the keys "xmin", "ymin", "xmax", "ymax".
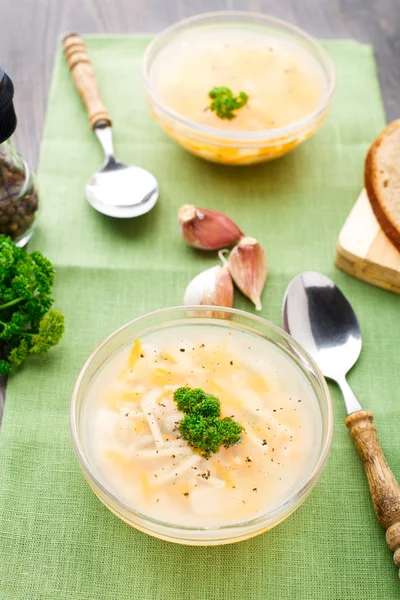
[{"xmin": 0, "ymin": 66, "xmax": 38, "ymax": 246}]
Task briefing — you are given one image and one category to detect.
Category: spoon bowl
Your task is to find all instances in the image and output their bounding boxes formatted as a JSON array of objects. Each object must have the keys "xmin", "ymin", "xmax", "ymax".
[
  {"xmin": 282, "ymin": 271, "xmax": 363, "ymax": 414},
  {"xmin": 282, "ymin": 271, "xmax": 362, "ymax": 381},
  {"xmin": 85, "ymin": 126, "xmax": 159, "ymax": 218}
]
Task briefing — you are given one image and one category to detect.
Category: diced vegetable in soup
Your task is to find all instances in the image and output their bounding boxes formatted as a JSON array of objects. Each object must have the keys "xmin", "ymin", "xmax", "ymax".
[{"xmin": 83, "ymin": 326, "xmax": 322, "ymax": 527}]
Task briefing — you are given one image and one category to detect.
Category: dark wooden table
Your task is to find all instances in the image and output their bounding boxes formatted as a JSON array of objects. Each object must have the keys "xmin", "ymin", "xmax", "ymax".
[{"xmin": 0, "ymin": 0, "xmax": 399, "ymax": 420}]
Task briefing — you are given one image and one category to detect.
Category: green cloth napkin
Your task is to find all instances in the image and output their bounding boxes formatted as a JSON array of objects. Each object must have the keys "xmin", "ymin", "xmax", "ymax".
[{"xmin": 1, "ymin": 36, "xmax": 399, "ymax": 600}]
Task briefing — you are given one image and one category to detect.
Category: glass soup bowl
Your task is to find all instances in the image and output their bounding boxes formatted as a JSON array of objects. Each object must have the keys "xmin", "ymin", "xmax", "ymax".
[
  {"xmin": 70, "ymin": 307, "xmax": 333, "ymax": 545},
  {"xmin": 142, "ymin": 12, "xmax": 336, "ymax": 165}
]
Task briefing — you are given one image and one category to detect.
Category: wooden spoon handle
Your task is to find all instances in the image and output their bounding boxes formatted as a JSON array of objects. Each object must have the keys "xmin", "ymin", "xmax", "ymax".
[
  {"xmin": 63, "ymin": 33, "xmax": 111, "ymax": 129},
  {"xmin": 345, "ymin": 410, "xmax": 400, "ymax": 575}
]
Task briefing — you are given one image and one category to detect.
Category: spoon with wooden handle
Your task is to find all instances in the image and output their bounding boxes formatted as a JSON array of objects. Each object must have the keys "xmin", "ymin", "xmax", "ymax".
[
  {"xmin": 63, "ymin": 33, "xmax": 158, "ymax": 218},
  {"xmin": 282, "ymin": 271, "xmax": 400, "ymax": 577}
]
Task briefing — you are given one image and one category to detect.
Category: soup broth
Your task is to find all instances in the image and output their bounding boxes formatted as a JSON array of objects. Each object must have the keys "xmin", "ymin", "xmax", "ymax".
[{"xmin": 149, "ymin": 26, "xmax": 327, "ymax": 132}]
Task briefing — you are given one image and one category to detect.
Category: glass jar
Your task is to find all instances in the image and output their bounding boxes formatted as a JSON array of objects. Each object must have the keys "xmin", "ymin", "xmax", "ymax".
[
  {"xmin": 0, "ymin": 66, "xmax": 39, "ymax": 246},
  {"xmin": 0, "ymin": 139, "xmax": 38, "ymax": 246}
]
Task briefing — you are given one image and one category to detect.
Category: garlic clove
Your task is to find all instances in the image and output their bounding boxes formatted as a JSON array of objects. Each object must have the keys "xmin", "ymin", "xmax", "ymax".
[
  {"xmin": 184, "ymin": 265, "xmax": 234, "ymax": 307},
  {"xmin": 212, "ymin": 266, "xmax": 234, "ymax": 309},
  {"xmin": 184, "ymin": 266, "xmax": 221, "ymax": 306},
  {"xmin": 184, "ymin": 265, "xmax": 234, "ymax": 318},
  {"xmin": 178, "ymin": 204, "xmax": 243, "ymax": 251},
  {"xmin": 228, "ymin": 237, "xmax": 267, "ymax": 311}
]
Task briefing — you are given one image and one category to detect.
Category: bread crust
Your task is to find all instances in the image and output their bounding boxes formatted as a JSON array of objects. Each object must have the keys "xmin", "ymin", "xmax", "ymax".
[{"xmin": 365, "ymin": 120, "xmax": 400, "ymax": 252}]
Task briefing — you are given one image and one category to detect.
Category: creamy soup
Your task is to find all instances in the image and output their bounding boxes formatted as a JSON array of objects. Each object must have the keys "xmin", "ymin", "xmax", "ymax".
[
  {"xmin": 149, "ymin": 27, "xmax": 327, "ymax": 132},
  {"xmin": 83, "ymin": 326, "xmax": 321, "ymax": 527}
]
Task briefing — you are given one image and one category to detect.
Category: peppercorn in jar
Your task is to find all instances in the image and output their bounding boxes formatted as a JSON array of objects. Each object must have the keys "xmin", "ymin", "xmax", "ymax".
[{"xmin": 0, "ymin": 66, "xmax": 38, "ymax": 246}]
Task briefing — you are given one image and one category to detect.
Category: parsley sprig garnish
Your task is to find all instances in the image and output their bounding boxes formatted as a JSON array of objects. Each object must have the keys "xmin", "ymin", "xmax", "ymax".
[
  {"xmin": 174, "ymin": 387, "xmax": 243, "ymax": 458},
  {"xmin": 208, "ymin": 87, "xmax": 249, "ymax": 120}
]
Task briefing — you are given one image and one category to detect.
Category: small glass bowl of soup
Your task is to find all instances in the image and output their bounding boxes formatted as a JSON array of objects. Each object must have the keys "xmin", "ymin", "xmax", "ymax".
[
  {"xmin": 142, "ymin": 12, "xmax": 335, "ymax": 165},
  {"xmin": 71, "ymin": 307, "xmax": 333, "ymax": 545}
]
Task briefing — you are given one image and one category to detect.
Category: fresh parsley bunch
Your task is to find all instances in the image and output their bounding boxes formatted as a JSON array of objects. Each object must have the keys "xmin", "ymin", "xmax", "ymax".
[{"xmin": 0, "ymin": 236, "xmax": 65, "ymax": 375}]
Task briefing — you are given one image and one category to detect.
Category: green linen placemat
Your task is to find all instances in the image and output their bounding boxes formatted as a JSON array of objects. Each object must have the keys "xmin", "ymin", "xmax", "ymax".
[{"xmin": 0, "ymin": 36, "xmax": 399, "ymax": 600}]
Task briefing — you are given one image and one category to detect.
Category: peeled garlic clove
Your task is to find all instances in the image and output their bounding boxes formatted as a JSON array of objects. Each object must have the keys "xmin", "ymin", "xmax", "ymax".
[
  {"xmin": 228, "ymin": 237, "xmax": 267, "ymax": 311},
  {"xmin": 184, "ymin": 265, "xmax": 234, "ymax": 309},
  {"xmin": 178, "ymin": 204, "xmax": 243, "ymax": 251}
]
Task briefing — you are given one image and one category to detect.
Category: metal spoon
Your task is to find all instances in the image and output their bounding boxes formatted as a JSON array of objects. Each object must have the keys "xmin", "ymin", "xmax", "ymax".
[
  {"xmin": 282, "ymin": 271, "xmax": 400, "ymax": 577},
  {"xmin": 282, "ymin": 271, "xmax": 363, "ymax": 413},
  {"xmin": 63, "ymin": 34, "xmax": 158, "ymax": 218}
]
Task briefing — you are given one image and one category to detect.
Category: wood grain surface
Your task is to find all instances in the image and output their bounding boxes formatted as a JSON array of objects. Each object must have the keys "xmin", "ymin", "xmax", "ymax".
[
  {"xmin": 346, "ymin": 410, "xmax": 400, "ymax": 573},
  {"xmin": 335, "ymin": 189, "xmax": 400, "ymax": 293},
  {"xmin": 63, "ymin": 34, "xmax": 113, "ymax": 129},
  {"xmin": 0, "ymin": 0, "xmax": 399, "ymax": 422}
]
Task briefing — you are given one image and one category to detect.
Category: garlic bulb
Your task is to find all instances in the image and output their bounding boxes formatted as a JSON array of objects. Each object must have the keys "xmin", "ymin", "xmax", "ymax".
[
  {"xmin": 228, "ymin": 237, "xmax": 267, "ymax": 311},
  {"xmin": 184, "ymin": 265, "xmax": 234, "ymax": 313},
  {"xmin": 178, "ymin": 204, "xmax": 243, "ymax": 251}
]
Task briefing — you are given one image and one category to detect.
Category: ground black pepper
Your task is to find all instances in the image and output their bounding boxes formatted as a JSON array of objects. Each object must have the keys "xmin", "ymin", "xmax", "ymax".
[{"xmin": 0, "ymin": 144, "xmax": 38, "ymax": 242}]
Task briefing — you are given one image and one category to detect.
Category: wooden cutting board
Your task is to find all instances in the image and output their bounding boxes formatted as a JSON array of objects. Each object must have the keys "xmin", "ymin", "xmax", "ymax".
[{"xmin": 335, "ymin": 189, "xmax": 400, "ymax": 294}]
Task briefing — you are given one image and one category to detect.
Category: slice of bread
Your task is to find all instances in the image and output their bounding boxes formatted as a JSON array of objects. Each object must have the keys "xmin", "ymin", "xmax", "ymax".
[{"xmin": 365, "ymin": 120, "xmax": 400, "ymax": 252}]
